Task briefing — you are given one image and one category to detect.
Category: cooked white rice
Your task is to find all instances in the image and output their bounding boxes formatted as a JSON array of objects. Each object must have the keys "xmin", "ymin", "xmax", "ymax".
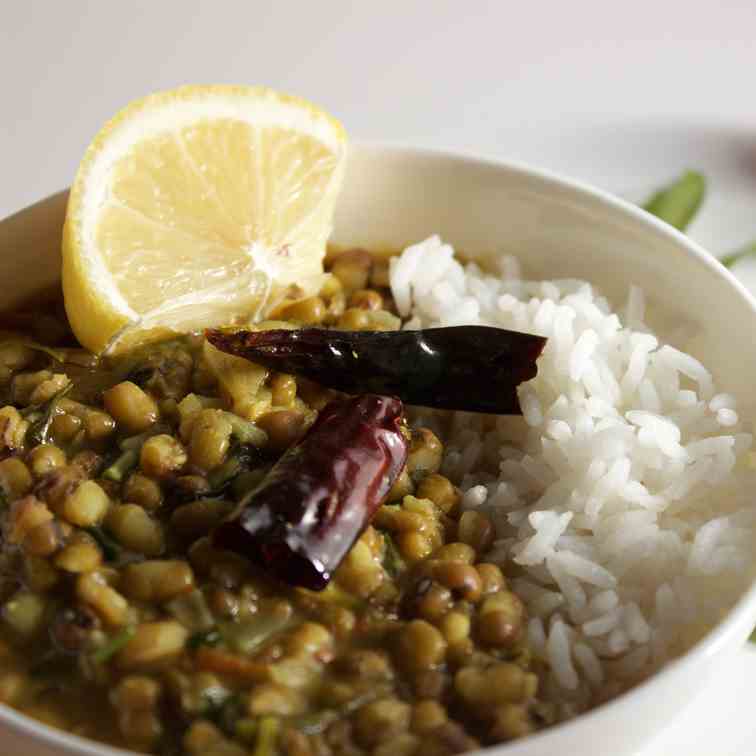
[{"xmin": 389, "ymin": 235, "xmax": 756, "ymax": 715}]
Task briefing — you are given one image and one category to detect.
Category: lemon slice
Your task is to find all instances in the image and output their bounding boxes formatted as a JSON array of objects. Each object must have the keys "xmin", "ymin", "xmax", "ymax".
[{"xmin": 62, "ymin": 85, "xmax": 347, "ymax": 354}]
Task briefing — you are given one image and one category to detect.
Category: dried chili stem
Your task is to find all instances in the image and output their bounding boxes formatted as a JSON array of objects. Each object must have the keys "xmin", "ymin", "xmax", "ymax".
[{"xmin": 206, "ymin": 326, "xmax": 546, "ymax": 415}]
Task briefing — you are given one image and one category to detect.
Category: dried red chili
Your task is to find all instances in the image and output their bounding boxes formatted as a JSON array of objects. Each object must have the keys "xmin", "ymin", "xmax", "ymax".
[
  {"xmin": 205, "ymin": 325, "xmax": 547, "ymax": 415},
  {"xmin": 212, "ymin": 394, "xmax": 409, "ymax": 590}
]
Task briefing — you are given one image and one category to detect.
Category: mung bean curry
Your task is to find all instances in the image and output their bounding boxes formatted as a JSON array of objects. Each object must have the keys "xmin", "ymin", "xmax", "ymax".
[{"xmin": 0, "ymin": 249, "xmax": 553, "ymax": 756}]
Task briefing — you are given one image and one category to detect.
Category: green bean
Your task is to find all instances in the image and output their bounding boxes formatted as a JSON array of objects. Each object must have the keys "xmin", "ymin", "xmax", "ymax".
[
  {"xmin": 85, "ymin": 526, "xmax": 122, "ymax": 562},
  {"xmin": 719, "ymin": 241, "xmax": 756, "ymax": 269},
  {"xmin": 91, "ymin": 625, "xmax": 136, "ymax": 664},
  {"xmin": 2, "ymin": 592, "xmax": 47, "ymax": 637},
  {"xmin": 642, "ymin": 171, "xmax": 705, "ymax": 231}
]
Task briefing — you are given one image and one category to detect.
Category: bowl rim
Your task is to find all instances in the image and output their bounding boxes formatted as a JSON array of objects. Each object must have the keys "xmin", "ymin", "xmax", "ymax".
[{"xmin": 1, "ymin": 140, "xmax": 755, "ymax": 756}]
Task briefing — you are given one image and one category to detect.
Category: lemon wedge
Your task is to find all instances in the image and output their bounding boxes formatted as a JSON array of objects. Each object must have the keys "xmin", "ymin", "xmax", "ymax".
[{"xmin": 62, "ymin": 85, "xmax": 347, "ymax": 354}]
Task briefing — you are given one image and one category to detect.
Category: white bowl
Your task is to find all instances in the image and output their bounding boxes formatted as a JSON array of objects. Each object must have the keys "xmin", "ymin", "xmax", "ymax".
[{"xmin": 1, "ymin": 143, "xmax": 755, "ymax": 756}]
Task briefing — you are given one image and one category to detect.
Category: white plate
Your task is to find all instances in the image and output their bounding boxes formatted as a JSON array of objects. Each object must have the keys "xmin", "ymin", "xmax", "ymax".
[{"xmin": 506, "ymin": 122, "xmax": 756, "ymax": 756}]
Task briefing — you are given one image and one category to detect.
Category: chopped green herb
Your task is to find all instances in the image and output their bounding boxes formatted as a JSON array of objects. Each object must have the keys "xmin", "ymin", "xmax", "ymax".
[
  {"xmin": 207, "ymin": 443, "xmax": 259, "ymax": 491},
  {"xmin": 102, "ymin": 448, "xmax": 139, "ymax": 482},
  {"xmin": 225, "ymin": 413, "xmax": 268, "ymax": 447},
  {"xmin": 25, "ymin": 382, "xmax": 74, "ymax": 446},
  {"xmin": 91, "ymin": 625, "xmax": 135, "ymax": 664},
  {"xmin": 382, "ymin": 533, "xmax": 406, "ymax": 578},
  {"xmin": 642, "ymin": 171, "xmax": 705, "ymax": 231},
  {"xmin": 112, "ymin": 337, "xmax": 187, "ymax": 375},
  {"xmin": 719, "ymin": 241, "xmax": 756, "ymax": 269},
  {"xmin": 188, "ymin": 627, "xmax": 222, "ymax": 649},
  {"xmin": 119, "ymin": 424, "xmax": 169, "ymax": 451},
  {"xmin": 85, "ymin": 526, "xmax": 121, "ymax": 562},
  {"xmin": 100, "ymin": 426, "xmax": 169, "ymax": 485},
  {"xmin": 0, "ymin": 339, "xmax": 68, "ymax": 364},
  {"xmin": 230, "ymin": 468, "xmax": 268, "ymax": 501}
]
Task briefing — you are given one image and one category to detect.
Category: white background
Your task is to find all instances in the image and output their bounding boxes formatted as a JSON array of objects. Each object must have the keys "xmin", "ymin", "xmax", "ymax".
[
  {"xmin": 2, "ymin": 1, "xmax": 755, "ymax": 225},
  {"xmin": 2, "ymin": 2, "xmax": 756, "ymax": 754}
]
